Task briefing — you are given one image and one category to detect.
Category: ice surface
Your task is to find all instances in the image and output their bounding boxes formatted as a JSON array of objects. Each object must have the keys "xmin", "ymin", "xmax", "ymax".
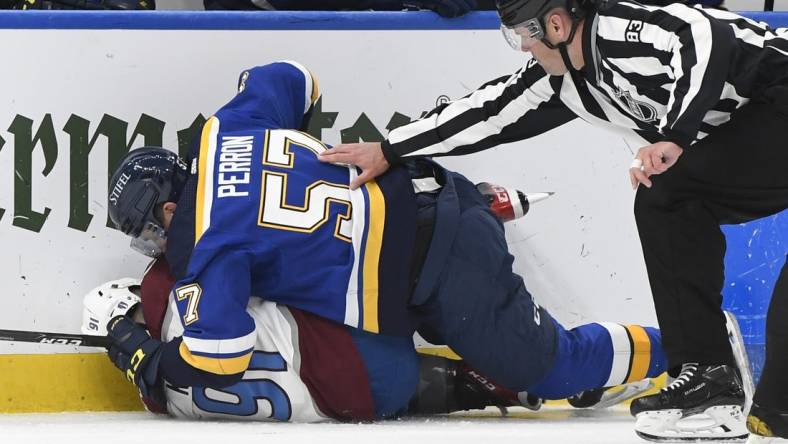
[{"xmin": 0, "ymin": 405, "xmax": 648, "ymax": 444}]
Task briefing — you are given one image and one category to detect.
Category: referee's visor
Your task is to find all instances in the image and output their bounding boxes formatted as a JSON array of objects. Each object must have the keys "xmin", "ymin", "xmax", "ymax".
[
  {"xmin": 497, "ymin": 0, "xmax": 566, "ymax": 50},
  {"xmin": 501, "ymin": 18, "xmax": 544, "ymax": 51}
]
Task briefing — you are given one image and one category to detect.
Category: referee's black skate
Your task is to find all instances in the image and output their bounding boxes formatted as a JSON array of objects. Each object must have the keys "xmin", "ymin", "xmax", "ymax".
[
  {"xmin": 630, "ymin": 363, "xmax": 748, "ymax": 442},
  {"xmin": 746, "ymin": 403, "xmax": 788, "ymax": 443}
]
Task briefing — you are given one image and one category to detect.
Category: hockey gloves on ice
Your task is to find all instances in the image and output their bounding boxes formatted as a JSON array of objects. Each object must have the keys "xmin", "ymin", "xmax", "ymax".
[{"xmin": 107, "ymin": 315, "xmax": 167, "ymax": 412}]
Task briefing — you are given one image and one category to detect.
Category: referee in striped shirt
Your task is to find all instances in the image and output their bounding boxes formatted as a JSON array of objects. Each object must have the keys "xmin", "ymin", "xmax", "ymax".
[{"xmin": 319, "ymin": 0, "xmax": 788, "ymax": 441}]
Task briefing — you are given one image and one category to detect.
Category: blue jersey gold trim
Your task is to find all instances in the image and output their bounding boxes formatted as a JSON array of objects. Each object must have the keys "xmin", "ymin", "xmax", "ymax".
[
  {"xmin": 165, "ymin": 62, "xmax": 420, "ymax": 382},
  {"xmin": 178, "ymin": 341, "xmax": 254, "ymax": 375}
]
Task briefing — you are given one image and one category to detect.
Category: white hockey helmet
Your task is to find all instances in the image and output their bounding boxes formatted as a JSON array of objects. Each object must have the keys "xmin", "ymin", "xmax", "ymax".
[{"xmin": 81, "ymin": 278, "xmax": 142, "ymax": 336}]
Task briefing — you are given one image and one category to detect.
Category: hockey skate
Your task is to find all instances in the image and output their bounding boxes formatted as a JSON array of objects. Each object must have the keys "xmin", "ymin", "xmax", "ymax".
[
  {"xmin": 746, "ymin": 403, "xmax": 788, "ymax": 444},
  {"xmin": 631, "ymin": 363, "xmax": 748, "ymax": 442},
  {"xmin": 568, "ymin": 379, "xmax": 655, "ymax": 409}
]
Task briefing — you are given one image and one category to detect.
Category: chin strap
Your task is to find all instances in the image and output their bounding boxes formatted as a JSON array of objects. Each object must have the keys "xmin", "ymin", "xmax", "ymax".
[
  {"xmin": 558, "ymin": 43, "xmax": 576, "ymax": 74},
  {"xmin": 543, "ymin": 19, "xmax": 582, "ymax": 74}
]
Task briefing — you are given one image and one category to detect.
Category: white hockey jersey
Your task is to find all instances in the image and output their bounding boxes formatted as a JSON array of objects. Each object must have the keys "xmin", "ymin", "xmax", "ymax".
[
  {"xmin": 161, "ymin": 297, "xmax": 327, "ymax": 422},
  {"xmin": 140, "ymin": 256, "xmax": 379, "ymax": 422}
]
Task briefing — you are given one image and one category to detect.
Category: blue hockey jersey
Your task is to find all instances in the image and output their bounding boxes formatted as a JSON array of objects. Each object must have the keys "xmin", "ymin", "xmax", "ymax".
[{"xmin": 164, "ymin": 61, "xmax": 418, "ymax": 376}]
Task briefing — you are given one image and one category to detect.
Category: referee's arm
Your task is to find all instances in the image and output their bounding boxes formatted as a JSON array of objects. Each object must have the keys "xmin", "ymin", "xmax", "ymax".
[{"xmin": 381, "ymin": 63, "xmax": 577, "ymax": 165}]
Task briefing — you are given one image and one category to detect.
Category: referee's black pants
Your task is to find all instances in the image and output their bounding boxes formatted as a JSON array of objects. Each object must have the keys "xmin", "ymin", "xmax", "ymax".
[{"xmin": 634, "ymin": 85, "xmax": 788, "ymax": 410}]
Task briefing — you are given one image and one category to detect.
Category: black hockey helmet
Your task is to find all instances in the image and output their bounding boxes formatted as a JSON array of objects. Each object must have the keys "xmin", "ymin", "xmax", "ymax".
[
  {"xmin": 497, "ymin": 0, "xmax": 587, "ymax": 52},
  {"xmin": 496, "ymin": 0, "xmax": 584, "ymax": 29},
  {"xmin": 497, "ymin": 0, "xmax": 618, "ymax": 47},
  {"xmin": 108, "ymin": 147, "xmax": 188, "ymax": 257}
]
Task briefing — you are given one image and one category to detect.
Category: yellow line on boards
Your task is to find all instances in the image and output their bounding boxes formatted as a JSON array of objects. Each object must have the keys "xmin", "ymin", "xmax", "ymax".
[
  {"xmin": 0, "ymin": 354, "xmax": 143, "ymax": 413},
  {"xmin": 0, "ymin": 351, "xmax": 669, "ymax": 413}
]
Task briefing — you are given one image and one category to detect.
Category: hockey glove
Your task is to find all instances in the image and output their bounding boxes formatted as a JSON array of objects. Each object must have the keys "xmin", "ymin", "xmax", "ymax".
[
  {"xmin": 403, "ymin": 0, "xmax": 476, "ymax": 17},
  {"xmin": 107, "ymin": 315, "xmax": 167, "ymax": 412}
]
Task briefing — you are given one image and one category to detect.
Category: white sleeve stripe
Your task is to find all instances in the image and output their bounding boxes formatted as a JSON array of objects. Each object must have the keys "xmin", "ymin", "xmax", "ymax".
[
  {"xmin": 387, "ymin": 71, "xmax": 523, "ymax": 145},
  {"xmin": 182, "ymin": 330, "xmax": 258, "ymax": 355},
  {"xmin": 661, "ymin": 49, "xmax": 684, "ymax": 132},
  {"xmin": 401, "ymin": 75, "xmax": 556, "ymax": 157},
  {"xmin": 605, "ymin": 56, "xmax": 670, "ymax": 76},
  {"xmin": 672, "ymin": 7, "xmax": 713, "ymax": 130},
  {"xmin": 599, "ymin": 322, "xmax": 633, "ymax": 387},
  {"xmin": 278, "ymin": 60, "xmax": 314, "ymax": 114},
  {"xmin": 344, "ymin": 168, "xmax": 365, "ymax": 328},
  {"xmin": 387, "ymin": 111, "xmax": 445, "ymax": 145}
]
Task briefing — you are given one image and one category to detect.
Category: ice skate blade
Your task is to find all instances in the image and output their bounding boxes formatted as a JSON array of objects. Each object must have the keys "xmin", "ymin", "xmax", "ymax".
[
  {"xmin": 725, "ymin": 311, "xmax": 755, "ymax": 414},
  {"xmin": 635, "ymin": 405, "xmax": 749, "ymax": 442},
  {"xmin": 595, "ymin": 379, "xmax": 655, "ymax": 409}
]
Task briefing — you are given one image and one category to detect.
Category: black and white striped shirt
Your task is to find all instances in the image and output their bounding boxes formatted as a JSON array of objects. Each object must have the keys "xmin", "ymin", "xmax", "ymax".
[{"xmin": 382, "ymin": 2, "xmax": 788, "ymax": 163}]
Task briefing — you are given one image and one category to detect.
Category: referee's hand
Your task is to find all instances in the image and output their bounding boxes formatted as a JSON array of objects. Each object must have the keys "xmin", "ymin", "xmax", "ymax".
[
  {"xmin": 319, "ymin": 142, "xmax": 390, "ymax": 190},
  {"xmin": 629, "ymin": 141, "xmax": 683, "ymax": 190}
]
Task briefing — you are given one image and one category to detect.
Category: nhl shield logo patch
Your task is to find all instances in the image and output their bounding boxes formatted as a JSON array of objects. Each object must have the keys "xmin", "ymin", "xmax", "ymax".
[{"xmin": 614, "ymin": 88, "xmax": 658, "ymax": 122}]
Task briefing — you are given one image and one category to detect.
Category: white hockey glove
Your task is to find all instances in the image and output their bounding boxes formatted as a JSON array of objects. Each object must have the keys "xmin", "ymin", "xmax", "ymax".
[{"xmin": 81, "ymin": 278, "xmax": 142, "ymax": 336}]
